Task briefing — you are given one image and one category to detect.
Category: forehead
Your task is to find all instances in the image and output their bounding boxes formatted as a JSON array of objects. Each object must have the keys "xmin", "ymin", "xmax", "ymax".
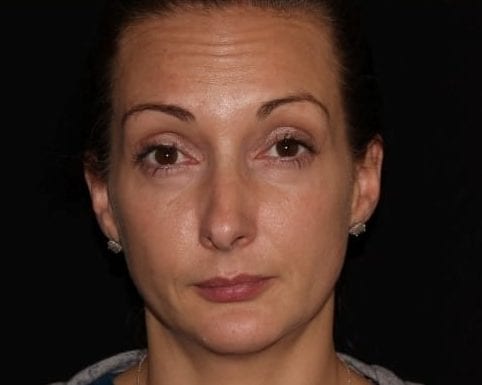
[
  {"xmin": 113, "ymin": 6, "xmax": 342, "ymax": 121},
  {"xmin": 118, "ymin": 5, "xmax": 333, "ymax": 51}
]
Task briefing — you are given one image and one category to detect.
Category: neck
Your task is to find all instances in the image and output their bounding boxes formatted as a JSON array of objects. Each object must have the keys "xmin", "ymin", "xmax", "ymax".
[{"xmin": 141, "ymin": 295, "xmax": 346, "ymax": 385}]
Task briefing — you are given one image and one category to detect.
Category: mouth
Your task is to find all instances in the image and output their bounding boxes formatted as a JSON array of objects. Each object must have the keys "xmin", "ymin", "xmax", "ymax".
[{"xmin": 194, "ymin": 274, "xmax": 273, "ymax": 303}]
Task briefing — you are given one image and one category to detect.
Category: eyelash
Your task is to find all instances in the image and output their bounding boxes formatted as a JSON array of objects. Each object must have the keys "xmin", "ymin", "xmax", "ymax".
[
  {"xmin": 260, "ymin": 133, "xmax": 316, "ymax": 169},
  {"xmin": 133, "ymin": 142, "xmax": 194, "ymax": 177},
  {"xmin": 133, "ymin": 132, "xmax": 316, "ymax": 177}
]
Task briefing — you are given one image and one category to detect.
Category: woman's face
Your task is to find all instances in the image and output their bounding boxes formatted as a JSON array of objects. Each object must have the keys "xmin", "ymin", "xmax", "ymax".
[{"xmin": 87, "ymin": 6, "xmax": 381, "ymax": 354}]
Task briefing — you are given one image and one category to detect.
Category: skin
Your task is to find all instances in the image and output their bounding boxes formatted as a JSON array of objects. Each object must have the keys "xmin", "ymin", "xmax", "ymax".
[{"xmin": 86, "ymin": 6, "xmax": 382, "ymax": 385}]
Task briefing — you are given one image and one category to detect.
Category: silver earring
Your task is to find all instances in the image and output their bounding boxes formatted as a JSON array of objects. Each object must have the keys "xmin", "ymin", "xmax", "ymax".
[
  {"xmin": 107, "ymin": 239, "xmax": 123, "ymax": 254},
  {"xmin": 349, "ymin": 222, "xmax": 366, "ymax": 237}
]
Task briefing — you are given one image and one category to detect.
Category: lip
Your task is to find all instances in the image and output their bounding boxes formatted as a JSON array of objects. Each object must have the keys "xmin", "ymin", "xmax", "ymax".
[{"xmin": 194, "ymin": 274, "xmax": 273, "ymax": 303}]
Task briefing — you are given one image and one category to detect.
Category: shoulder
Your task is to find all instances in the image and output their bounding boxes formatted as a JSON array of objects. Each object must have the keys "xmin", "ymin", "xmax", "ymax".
[
  {"xmin": 338, "ymin": 353, "xmax": 424, "ymax": 385},
  {"xmin": 47, "ymin": 349, "xmax": 145, "ymax": 385}
]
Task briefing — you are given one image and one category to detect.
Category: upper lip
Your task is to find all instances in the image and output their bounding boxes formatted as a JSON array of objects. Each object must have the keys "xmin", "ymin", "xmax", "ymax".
[{"xmin": 195, "ymin": 274, "xmax": 271, "ymax": 288}]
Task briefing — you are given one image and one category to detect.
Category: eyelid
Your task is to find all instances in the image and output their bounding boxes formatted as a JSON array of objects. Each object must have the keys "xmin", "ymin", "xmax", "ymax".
[
  {"xmin": 135, "ymin": 144, "xmax": 197, "ymax": 177},
  {"xmin": 132, "ymin": 133, "xmax": 202, "ymax": 178},
  {"xmin": 255, "ymin": 127, "xmax": 318, "ymax": 158},
  {"xmin": 264, "ymin": 138, "xmax": 311, "ymax": 158},
  {"xmin": 133, "ymin": 132, "xmax": 201, "ymax": 161},
  {"xmin": 144, "ymin": 144, "xmax": 189, "ymax": 166}
]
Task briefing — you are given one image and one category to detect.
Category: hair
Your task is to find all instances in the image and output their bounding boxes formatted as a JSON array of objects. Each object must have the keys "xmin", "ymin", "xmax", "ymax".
[{"xmin": 82, "ymin": 0, "xmax": 382, "ymax": 179}]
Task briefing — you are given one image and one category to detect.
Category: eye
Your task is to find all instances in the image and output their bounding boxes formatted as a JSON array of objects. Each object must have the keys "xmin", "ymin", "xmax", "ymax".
[
  {"xmin": 274, "ymin": 137, "xmax": 304, "ymax": 157},
  {"xmin": 153, "ymin": 145, "xmax": 180, "ymax": 165},
  {"xmin": 256, "ymin": 131, "xmax": 317, "ymax": 169},
  {"xmin": 135, "ymin": 142, "xmax": 195, "ymax": 176},
  {"xmin": 266, "ymin": 137, "xmax": 310, "ymax": 158},
  {"xmin": 142, "ymin": 144, "xmax": 188, "ymax": 167}
]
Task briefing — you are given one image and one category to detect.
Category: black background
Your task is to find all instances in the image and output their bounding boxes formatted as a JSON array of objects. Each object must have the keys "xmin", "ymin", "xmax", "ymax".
[{"xmin": 4, "ymin": 2, "xmax": 481, "ymax": 385}]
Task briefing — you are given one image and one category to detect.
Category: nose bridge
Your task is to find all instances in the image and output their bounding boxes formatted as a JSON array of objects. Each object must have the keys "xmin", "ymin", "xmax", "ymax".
[{"xmin": 199, "ymin": 158, "xmax": 256, "ymax": 252}]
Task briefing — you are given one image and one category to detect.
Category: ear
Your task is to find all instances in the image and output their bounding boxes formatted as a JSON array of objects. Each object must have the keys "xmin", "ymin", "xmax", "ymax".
[
  {"xmin": 350, "ymin": 138, "xmax": 384, "ymax": 226},
  {"xmin": 84, "ymin": 168, "xmax": 120, "ymax": 243}
]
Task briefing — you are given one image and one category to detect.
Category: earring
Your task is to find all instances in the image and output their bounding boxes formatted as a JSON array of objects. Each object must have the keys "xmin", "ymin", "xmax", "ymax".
[
  {"xmin": 349, "ymin": 222, "xmax": 366, "ymax": 237},
  {"xmin": 107, "ymin": 239, "xmax": 123, "ymax": 254}
]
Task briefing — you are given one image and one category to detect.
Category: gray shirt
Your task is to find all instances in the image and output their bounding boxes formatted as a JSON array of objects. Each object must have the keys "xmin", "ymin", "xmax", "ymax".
[{"xmin": 49, "ymin": 349, "xmax": 423, "ymax": 385}]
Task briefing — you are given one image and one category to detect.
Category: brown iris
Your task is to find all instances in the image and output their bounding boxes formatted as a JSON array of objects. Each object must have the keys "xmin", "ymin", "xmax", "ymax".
[
  {"xmin": 276, "ymin": 138, "xmax": 300, "ymax": 157},
  {"xmin": 154, "ymin": 145, "xmax": 178, "ymax": 165}
]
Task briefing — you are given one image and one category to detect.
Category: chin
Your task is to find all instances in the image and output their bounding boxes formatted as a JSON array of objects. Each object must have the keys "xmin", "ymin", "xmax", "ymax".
[
  {"xmin": 198, "ymin": 327, "xmax": 281, "ymax": 355},
  {"xmin": 191, "ymin": 308, "xmax": 289, "ymax": 355}
]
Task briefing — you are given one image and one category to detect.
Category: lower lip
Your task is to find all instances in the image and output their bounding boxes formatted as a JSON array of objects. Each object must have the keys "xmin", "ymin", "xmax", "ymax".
[{"xmin": 195, "ymin": 278, "xmax": 272, "ymax": 303}]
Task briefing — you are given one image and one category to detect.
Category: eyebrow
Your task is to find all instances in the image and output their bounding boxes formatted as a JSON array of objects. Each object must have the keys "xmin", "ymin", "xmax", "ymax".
[
  {"xmin": 256, "ymin": 92, "xmax": 329, "ymax": 120},
  {"xmin": 121, "ymin": 92, "xmax": 328, "ymax": 127},
  {"xmin": 121, "ymin": 103, "xmax": 195, "ymax": 127}
]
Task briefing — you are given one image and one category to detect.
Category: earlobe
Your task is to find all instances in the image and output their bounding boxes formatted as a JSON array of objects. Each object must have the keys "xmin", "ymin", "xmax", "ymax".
[
  {"xmin": 350, "ymin": 138, "xmax": 384, "ymax": 227},
  {"xmin": 84, "ymin": 169, "xmax": 120, "ymax": 242}
]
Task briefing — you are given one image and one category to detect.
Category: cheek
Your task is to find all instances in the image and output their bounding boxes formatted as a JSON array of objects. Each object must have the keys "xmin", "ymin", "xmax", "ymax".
[
  {"xmin": 258, "ymin": 169, "xmax": 352, "ymax": 288},
  {"xmin": 260, "ymin": 163, "xmax": 352, "ymax": 246},
  {"xmin": 112, "ymin": 174, "xmax": 200, "ymax": 282}
]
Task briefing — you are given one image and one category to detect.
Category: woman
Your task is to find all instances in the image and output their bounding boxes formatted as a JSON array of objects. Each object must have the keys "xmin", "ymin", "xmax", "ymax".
[{"xmin": 51, "ymin": 0, "xmax": 422, "ymax": 384}]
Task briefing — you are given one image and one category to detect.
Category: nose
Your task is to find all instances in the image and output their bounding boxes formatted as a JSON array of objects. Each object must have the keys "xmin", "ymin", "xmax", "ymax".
[{"xmin": 199, "ymin": 167, "xmax": 257, "ymax": 252}]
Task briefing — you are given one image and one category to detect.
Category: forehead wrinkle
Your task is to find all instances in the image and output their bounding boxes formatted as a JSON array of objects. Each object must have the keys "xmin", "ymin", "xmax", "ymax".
[
  {"xmin": 117, "ymin": 21, "xmax": 332, "ymax": 90},
  {"xmin": 119, "ymin": 7, "xmax": 330, "ymax": 58},
  {"xmin": 116, "ymin": 5, "xmax": 338, "ymax": 71},
  {"xmin": 113, "ymin": 6, "xmax": 344, "ymax": 129}
]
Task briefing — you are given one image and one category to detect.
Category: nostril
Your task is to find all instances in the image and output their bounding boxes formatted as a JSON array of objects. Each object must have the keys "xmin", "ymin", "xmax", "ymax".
[
  {"xmin": 232, "ymin": 234, "xmax": 249, "ymax": 248},
  {"xmin": 202, "ymin": 234, "xmax": 239, "ymax": 252},
  {"xmin": 200, "ymin": 226, "xmax": 252, "ymax": 252},
  {"xmin": 200, "ymin": 235, "xmax": 216, "ymax": 250}
]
